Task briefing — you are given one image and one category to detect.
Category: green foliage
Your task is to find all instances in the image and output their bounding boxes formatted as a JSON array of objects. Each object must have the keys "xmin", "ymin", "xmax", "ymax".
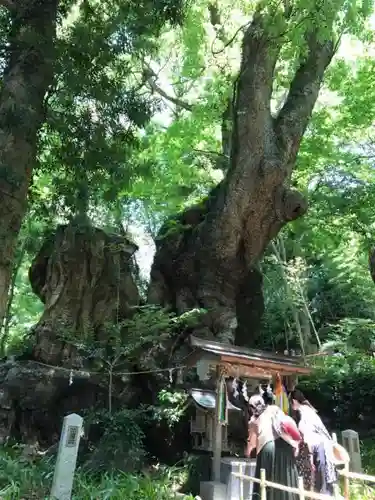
[
  {"xmin": 0, "ymin": 209, "xmax": 53, "ymax": 355},
  {"xmin": 362, "ymin": 437, "xmax": 375, "ymax": 475},
  {"xmin": 3, "ymin": 4, "xmax": 375, "ymax": 497},
  {"xmin": 64, "ymin": 305, "xmax": 203, "ymax": 373},
  {"xmin": 57, "ymin": 305, "xmax": 202, "ymax": 416},
  {"xmin": 299, "ymin": 352, "xmax": 375, "ymax": 431},
  {"xmin": 2, "ymin": 0, "xmax": 375, "ymax": 466},
  {"xmin": 0, "ymin": 446, "xmax": 194, "ymax": 499},
  {"xmin": 348, "ymin": 482, "xmax": 375, "ymax": 500},
  {"xmin": 154, "ymin": 389, "xmax": 189, "ymax": 427},
  {"xmin": 260, "ymin": 47, "xmax": 375, "ymax": 350},
  {"xmin": 157, "ymin": 217, "xmax": 194, "ymax": 240},
  {"xmin": 83, "ymin": 407, "xmax": 148, "ymax": 472},
  {"xmin": 2, "ymin": 0, "xmax": 374, "ymax": 366},
  {"xmin": 321, "ymin": 317, "xmax": 375, "ymax": 352},
  {"xmin": 34, "ymin": 0, "xmax": 190, "ymax": 219},
  {"xmin": 260, "ymin": 226, "xmax": 375, "ymax": 352},
  {"xmin": 1, "ymin": 0, "xmax": 373, "ymax": 361}
]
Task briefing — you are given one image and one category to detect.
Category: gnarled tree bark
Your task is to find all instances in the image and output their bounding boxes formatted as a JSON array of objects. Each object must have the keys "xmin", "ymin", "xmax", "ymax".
[
  {"xmin": 0, "ymin": 222, "xmax": 141, "ymax": 444},
  {"xmin": 0, "ymin": 0, "xmax": 58, "ymax": 331},
  {"xmin": 149, "ymin": 8, "xmax": 335, "ymax": 345},
  {"xmin": 29, "ymin": 223, "xmax": 140, "ymax": 366}
]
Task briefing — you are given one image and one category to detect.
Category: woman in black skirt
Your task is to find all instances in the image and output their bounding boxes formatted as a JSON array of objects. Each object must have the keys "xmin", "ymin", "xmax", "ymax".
[{"xmin": 245, "ymin": 392, "xmax": 300, "ymax": 500}]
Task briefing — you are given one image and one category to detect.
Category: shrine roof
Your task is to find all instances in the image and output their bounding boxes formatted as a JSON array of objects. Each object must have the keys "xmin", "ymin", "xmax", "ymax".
[{"xmin": 186, "ymin": 335, "xmax": 312, "ymax": 377}]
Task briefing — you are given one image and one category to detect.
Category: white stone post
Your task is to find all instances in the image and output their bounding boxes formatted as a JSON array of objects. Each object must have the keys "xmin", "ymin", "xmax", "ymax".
[
  {"xmin": 341, "ymin": 429, "xmax": 362, "ymax": 473},
  {"xmin": 51, "ymin": 413, "xmax": 83, "ymax": 500}
]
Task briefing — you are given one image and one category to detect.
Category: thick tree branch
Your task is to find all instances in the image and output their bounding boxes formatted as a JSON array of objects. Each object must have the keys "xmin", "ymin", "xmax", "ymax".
[
  {"xmin": 232, "ymin": 12, "xmax": 282, "ymax": 166},
  {"xmin": 275, "ymin": 32, "xmax": 335, "ymax": 165},
  {"xmin": 143, "ymin": 66, "xmax": 193, "ymax": 111},
  {"xmin": 0, "ymin": 0, "xmax": 58, "ymax": 330},
  {"xmin": 208, "ymin": 1, "xmax": 232, "ymax": 170},
  {"xmin": 148, "ymin": 78, "xmax": 193, "ymax": 111}
]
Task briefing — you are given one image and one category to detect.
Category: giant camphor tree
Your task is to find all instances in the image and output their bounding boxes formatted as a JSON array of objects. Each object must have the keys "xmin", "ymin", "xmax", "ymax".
[
  {"xmin": 149, "ymin": 0, "xmax": 373, "ymax": 345},
  {"xmin": 0, "ymin": 0, "xmax": 373, "ymax": 448},
  {"xmin": 0, "ymin": 0, "xmax": 187, "ymax": 345},
  {"xmin": 0, "ymin": 0, "xmax": 189, "ymax": 444}
]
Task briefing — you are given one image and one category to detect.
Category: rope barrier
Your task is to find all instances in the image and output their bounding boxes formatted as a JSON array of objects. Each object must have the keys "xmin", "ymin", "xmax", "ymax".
[{"xmin": 11, "ymin": 358, "xmax": 187, "ymax": 377}]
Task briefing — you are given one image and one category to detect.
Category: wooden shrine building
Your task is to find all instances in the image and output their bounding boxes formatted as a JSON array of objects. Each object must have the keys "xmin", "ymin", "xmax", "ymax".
[{"xmin": 184, "ymin": 335, "xmax": 313, "ymax": 500}]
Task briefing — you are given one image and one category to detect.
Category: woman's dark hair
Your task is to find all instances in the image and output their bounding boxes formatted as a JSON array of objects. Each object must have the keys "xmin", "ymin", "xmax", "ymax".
[
  {"xmin": 289, "ymin": 389, "xmax": 315, "ymax": 409},
  {"xmin": 293, "ymin": 408, "xmax": 301, "ymax": 425},
  {"xmin": 289, "ymin": 389, "xmax": 307, "ymax": 404},
  {"xmin": 262, "ymin": 386, "xmax": 274, "ymax": 405}
]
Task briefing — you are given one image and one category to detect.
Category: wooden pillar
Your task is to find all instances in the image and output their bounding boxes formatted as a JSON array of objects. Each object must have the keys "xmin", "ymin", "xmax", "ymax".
[
  {"xmin": 342, "ymin": 463, "xmax": 350, "ymax": 500},
  {"xmin": 213, "ymin": 366, "xmax": 223, "ymax": 481}
]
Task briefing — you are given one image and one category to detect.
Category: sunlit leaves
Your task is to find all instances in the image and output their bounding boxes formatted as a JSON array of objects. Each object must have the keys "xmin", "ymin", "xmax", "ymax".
[
  {"xmin": 180, "ymin": 4, "xmax": 206, "ymax": 79},
  {"xmin": 35, "ymin": 0, "xmax": 191, "ymax": 219},
  {"xmin": 6, "ymin": 0, "xmax": 375, "ymax": 353},
  {"xmin": 338, "ymin": 57, "xmax": 375, "ymax": 129}
]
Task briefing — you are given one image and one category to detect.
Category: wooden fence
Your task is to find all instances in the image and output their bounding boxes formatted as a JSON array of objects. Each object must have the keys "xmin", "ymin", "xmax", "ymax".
[
  {"xmin": 232, "ymin": 464, "xmax": 375, "ymax": 500},
  {"xmin": 338, "ymin": 466, "xmax": 375, "ymax": 499}
]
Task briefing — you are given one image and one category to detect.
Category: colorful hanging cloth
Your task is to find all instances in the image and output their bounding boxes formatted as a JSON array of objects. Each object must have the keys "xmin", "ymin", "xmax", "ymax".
[
  {"xmin": 217, "ymin": 376, "xmax": 228, "ymax": 425},
  {"xmin": 274, "ymin": 372, "xmax": 289, "ymax": 415}
]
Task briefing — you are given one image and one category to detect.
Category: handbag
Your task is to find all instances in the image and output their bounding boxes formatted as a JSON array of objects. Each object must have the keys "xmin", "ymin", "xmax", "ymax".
[
  {"xmin": 281, "ymin": 417, "xmax": 302, "ymax": 441},
  {"xmin": 333, "ymin": 442, "xmax": 350, "ymax": 464},
  {"xmin": 272, "ymin": 408, "xmax": 301, "ymax": 442}
]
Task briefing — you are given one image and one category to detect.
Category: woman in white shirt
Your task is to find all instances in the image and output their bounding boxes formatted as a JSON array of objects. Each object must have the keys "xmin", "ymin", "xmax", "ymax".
[{"xmin": 290, "ymin": 389, "xmax": 337, "ymax": 496}]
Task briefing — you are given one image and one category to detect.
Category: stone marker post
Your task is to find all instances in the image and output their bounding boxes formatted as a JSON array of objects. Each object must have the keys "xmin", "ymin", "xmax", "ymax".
[
  {"xmin": 51, "ymin": 413, "xmax": 83, "ymax": 500},
  {"xmin": 342, "ymin": 429, "xmax": 362, "ymax": 473}
]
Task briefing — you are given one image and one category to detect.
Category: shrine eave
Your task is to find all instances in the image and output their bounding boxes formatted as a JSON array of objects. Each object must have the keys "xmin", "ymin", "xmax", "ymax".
[
  {"xmin": 186, "ymin": 335, "xmax": 312, "ymax": 377},
  {"xmin": 189, "ymin": 388, "xmax": 242, "ymax": 411}
]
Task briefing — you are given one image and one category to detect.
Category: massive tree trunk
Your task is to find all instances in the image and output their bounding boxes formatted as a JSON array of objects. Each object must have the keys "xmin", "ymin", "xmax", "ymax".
[
  {"xmin": 149, "ymin": 9, "xmax": 335, "ymax": 345},
  {"xmin": 29, "ymin": 223, "xmax": 140, "ymax": 366},
  {"xmin": 0, "ymin": 222, "xmax": 141, "ymax": 444},
  {"xmin": 0, "ymin": 0, "xmax": 58, "ymax": 330}
]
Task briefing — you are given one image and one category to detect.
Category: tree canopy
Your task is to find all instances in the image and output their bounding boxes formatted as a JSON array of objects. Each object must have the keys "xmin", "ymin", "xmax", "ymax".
[
  {"xmin": 1, "ymin": 0, "xmax": 375, "ymax": 472},
  {"xmin": 0, "ymin": 0, "xmax": 373, "ymax": 354}
]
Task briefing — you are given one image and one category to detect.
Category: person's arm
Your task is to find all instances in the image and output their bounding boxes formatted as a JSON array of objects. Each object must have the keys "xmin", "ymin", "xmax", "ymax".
[
  {"xmin": 297, "ymin": 412, "xmax": 315, "ymax": 456},
  {"xmin": 245, "ymin": 419, "xmax": 257, "ymax": 458}
]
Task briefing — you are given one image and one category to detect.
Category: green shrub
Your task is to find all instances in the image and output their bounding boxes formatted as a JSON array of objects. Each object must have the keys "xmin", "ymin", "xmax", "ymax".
[
  {"xmin": 349, "ymin": 482, "xmax": 375, "ymax": 500},
  {"xmin": 345, "ymin": 438, "xmax": 375, "ymax": 498},
  {"xmin": 0, "ymin": 447, "xmax": 194, "ymax": 499},
  {"xmin": 299, "ymin": 352, "xmax": 375, "ymax": 433},
  {"xmin": 83, "ymin": 407, "xmax": 149, "ymax": 472},
  {"xmin": 361, "ymin": 437, "xmax": 375, "ymax": 475}
]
